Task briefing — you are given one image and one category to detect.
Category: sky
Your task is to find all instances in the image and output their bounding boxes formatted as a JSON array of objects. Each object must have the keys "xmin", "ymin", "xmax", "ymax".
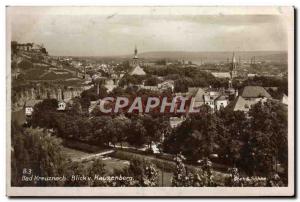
[{"xmin": 9, "ymin": 8, "xmax": 288, "ymax": 56}]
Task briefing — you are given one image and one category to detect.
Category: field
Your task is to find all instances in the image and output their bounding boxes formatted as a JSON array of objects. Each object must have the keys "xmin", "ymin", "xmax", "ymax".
[
  {"xmin": 60, "ymin": 145, "xmax": 173, "ymax": 186},
  {"xmin": 61, "ymin": 146, "xmax": 129, "ymax": 175}
]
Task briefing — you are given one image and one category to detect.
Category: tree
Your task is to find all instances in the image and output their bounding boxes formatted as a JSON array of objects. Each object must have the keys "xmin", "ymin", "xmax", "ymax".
[
  {"xmin": 144, "ymin": 76, "xmax": 159, "ymax": 86},
  {"xmin": 64, "ymin": 161, "xmax": 89, "ymax": 186},
  {"xmin": 114, "ymin": 158, "xmax": 159, "ymax": 187},
  {"xmin": 67, "ymin": 98, "xmax": 82, "ymax": 115},
  {"xmin": 31, "ymin": 99, "xmax": 58, "ymax": 128},
  {"xmin": 127, "ymin": 117, "xmax": 147, "ymax": 147},
  {"xmin": 243, "ymin": 100, "xmax": 288, "ymax": 177},
  {"xmin": 172, "ymin": 154, "xmax": 216, "ymax": 187},
  {"xmin": 216, "ymin": 109, "xmax": 248, "ymax": 166},
  {"xmin": 11, "ymin": 41, "xmax": 18, "ymax": 55},
  {"xmin": 164, "ymin": 114, "xmax": 219, "ymax": 162},
  {"xmin": 87, "ymin": 159, "xmax": 107, "ymax": 186},
  {"xmin": 11, "ymin": 123, "xmax": 68, "ymax": 186}
]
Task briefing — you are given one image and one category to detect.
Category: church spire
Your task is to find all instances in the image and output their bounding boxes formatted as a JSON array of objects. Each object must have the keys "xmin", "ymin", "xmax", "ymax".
[
  {"xmin": 232, "ymin": 52, "xmax": 236, "ymax": 68},
  {"xmin": 134, "ymin": 45, "xmax": 138, "ymax": 59},
  {"xmin": 230, "ymin": 52, "xmax": 238, "ymax": 80}
]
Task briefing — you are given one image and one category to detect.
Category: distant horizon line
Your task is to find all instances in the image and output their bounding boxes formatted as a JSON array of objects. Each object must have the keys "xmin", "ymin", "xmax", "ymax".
[{"xmin": 50, "ymin": 50, "xmax": 288, "ymax": 58}]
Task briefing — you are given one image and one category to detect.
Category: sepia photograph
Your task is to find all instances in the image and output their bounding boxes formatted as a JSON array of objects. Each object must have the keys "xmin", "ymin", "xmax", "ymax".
[{"xmin": 6, "ymin": 6, "xmax": 294, "ymax": 196}]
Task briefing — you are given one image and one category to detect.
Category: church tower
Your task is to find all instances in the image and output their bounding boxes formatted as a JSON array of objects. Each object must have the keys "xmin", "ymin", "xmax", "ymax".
[
  {"xmin": 228, "ymin": 52, "xmax": 238, "ymax": 89},
  {"xmin": 134, "ymin": 46, "xmax": 138, "ymax": 59},
  {"xmin": 230, "ymin": 52, "xmax": 238, "ymax": 79},
  {"xmin": 131, "ymin": 45, "xmax": 139, "ymax": 67},
  {"xmin": 129, "ymin": 45, "xmax": 146, "ymax": 76}
]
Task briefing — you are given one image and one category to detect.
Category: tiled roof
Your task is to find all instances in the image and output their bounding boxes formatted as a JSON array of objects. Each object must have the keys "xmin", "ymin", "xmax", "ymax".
[
  {"xmin": 129, "ymin": 65, "xmax": 146, "ymax": 76},
  {"xmin": 228, "ymin": 96, "xmax": 258, "ymax": 112},
  {"xmin": 241, "ymin": 86, "xmax": 271, "ymax": 98},
  {"xmin": 194, "ymin": 88, "xmax": 206, "ymax": 102},
  {"xmin": 187, "ymin": 87, "xmax": 205, "ymax": 102},
  {"xmin": 215, "ymin": 95, "xmax": 227, "ymax": 101}
]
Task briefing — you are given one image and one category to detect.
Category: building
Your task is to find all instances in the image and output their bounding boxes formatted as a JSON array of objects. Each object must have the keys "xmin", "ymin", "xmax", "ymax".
[
  {"xmin": 57, "ymin": 100, "xmax": 66, "ymax": 111},
  {"xmin": 131, "ymin": 46, "xmax": 139, "ymax": 67},
  {"xmin": 241, "ymin": 86, "xmax": 271, "ymax": 101},
  {"xmin": 169, "ymin": 116, "xmax": 186, "ymax": 128},
  {"xmin": 16, "ymin": 43, "xmax": 33, "ymax": 51},
  {"xmin": 189, "ymin": 87, "xmax": 206, "ymax": 108},
  {"xmin": 211, "ymin": 72, "xmax": 231, "ymax": 79},
  {"xmin": 129, "ymin": 65, "xmax": 146, "ymax": 76},
  {"xmin": 230, "ymin": 52, "xmax": 238, "ymax": 79},
  {"xmin": 25, "ymin": 100, "xmax": 42, "ymax": 116},
  {"xmin": 185, "ymin": 87, "xmax": 229, "ymax": 112},
  {"xmin": 228, "ymin": 86, "xmax": 271, "ymax": 113},
  {"xmin": 129, "ymin": 46, "xmax": 146, "ymax": 76},
  {"xmin": 215, "ymin": 95, "xmax": 229, "ymax": 111},
  {"xmin": 158, "ymin": 80, "xmax": 175, "ymax": 92},
  {"xmin": 229, "ymin": 96, "xmax": 258, "ymax": 112},
  {"xmin": 137, "ymin": 84, "xmax": 159, "ymax": 91}
]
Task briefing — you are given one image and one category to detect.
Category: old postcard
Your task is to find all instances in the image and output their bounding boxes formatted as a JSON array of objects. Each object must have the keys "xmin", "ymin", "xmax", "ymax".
[{"xmin": 6, "ymin": 6, "xmax": 294, "ymax": 196}]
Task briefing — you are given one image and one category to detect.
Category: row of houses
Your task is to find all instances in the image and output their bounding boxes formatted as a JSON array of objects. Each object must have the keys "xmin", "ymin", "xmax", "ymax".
[{"xmin": 169, "ymin": 85, "xmax": 287, "ymax": 128}]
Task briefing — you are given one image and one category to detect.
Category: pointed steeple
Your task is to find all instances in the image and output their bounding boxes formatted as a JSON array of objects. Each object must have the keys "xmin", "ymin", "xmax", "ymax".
[
  {"xmin": 231, "ymin": 52, "xmax": 237, "ymax": 71},
  {"xmin": 134, "ymin": 45, "xmax": 138, "ymax": 59},
  {"xmin": 232, "ymin": 52, "xmax": 236, "ymax": 65},
  {"xmin": 230, "ymin": 52, "xmax": 238, "ymax": 80}
]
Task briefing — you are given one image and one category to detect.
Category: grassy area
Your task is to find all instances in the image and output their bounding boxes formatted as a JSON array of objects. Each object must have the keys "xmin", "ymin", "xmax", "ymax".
[
  {"xmin": 60, "ymin": 145, "xmax": 129, "ymax": 175},
  {"xmin": 60, "ymin": 146, "xmax": 91, "ymax": 161},
  {"xmin": 110, "ymin": 149, "xmax": 229, "ymax": 186},
  {"xmin": 60, "ymin": 141, "xmax": 229, "ymax": 186}
]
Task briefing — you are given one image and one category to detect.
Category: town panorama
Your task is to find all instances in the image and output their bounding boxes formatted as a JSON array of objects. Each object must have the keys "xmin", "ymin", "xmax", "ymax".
[{"xmin": 8, "ymin": 7, "xmax": 293, "ymax": 196}]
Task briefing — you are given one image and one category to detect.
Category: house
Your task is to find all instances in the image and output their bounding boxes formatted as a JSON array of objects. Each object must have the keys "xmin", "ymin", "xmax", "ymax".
[
  {"xmin": 57, "ymin": 100, "xmax": 66, "ymax": 111},
  {"xmin": 185, "ymin": 87, "xmax": 229, "ymax": 112},
  {"xmin": 211, "ymin": 72, "xmax": 231, "ymax": 79},
  {"xmin": 186, "ymin": 88, "xmax": 206, "ymax": 108},
  {"xmin": 25, "ymin": 100, "xmax": 42, "ymax": 116},
  {"xmin": 215, "ymin": 95, "xmax": 228, "ymax": 111},
  {"xmin": 204, "ymin": 95, "xmax": 216, "ymax": 111},
  {"xmin": 204, "ymin": 90, "xmax": 221, "ymax": 112},
  {"xmin": 158, "ymin": 80, "xmax": 175, "ymax": 92},
  {"xmin": 170, "ymin": 116, "xmax": 186, "ymax": 128},
  {"xmin": 241, "ymin": 86, "xmax": 271, "ymax": 101},
  {"xmin": 128, "ymin": 46, "xmax": 146, "ymax": 76},
  {"xmin": 137, "ymin": 85, "xmax": 159, "ymax": 91},
  {"xmin": 228, "ymin": 96, "xmax": 260, "ymax": 112},
  {"xmin": 228, "ymin": 86, "xmax": 271, "ymax": 113},
  {"xmin": 16, "ymin": 43, "xmax": 33, "ymax": 51}
]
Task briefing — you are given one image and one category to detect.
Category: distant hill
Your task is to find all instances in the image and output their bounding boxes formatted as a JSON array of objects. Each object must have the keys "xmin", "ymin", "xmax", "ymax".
[
  {"xmin": 83, "ymin": 51, "xmax": 287, "ymax": 64},
  {"xmin": 136, "ymin": 51, "xmax": 287, "ymax": 64}
]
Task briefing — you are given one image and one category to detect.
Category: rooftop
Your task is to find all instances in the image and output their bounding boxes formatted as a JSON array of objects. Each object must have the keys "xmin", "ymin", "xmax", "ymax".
[{"xmin": 241, "ymin": 86, "xmax": 271, "ymax": 98}]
